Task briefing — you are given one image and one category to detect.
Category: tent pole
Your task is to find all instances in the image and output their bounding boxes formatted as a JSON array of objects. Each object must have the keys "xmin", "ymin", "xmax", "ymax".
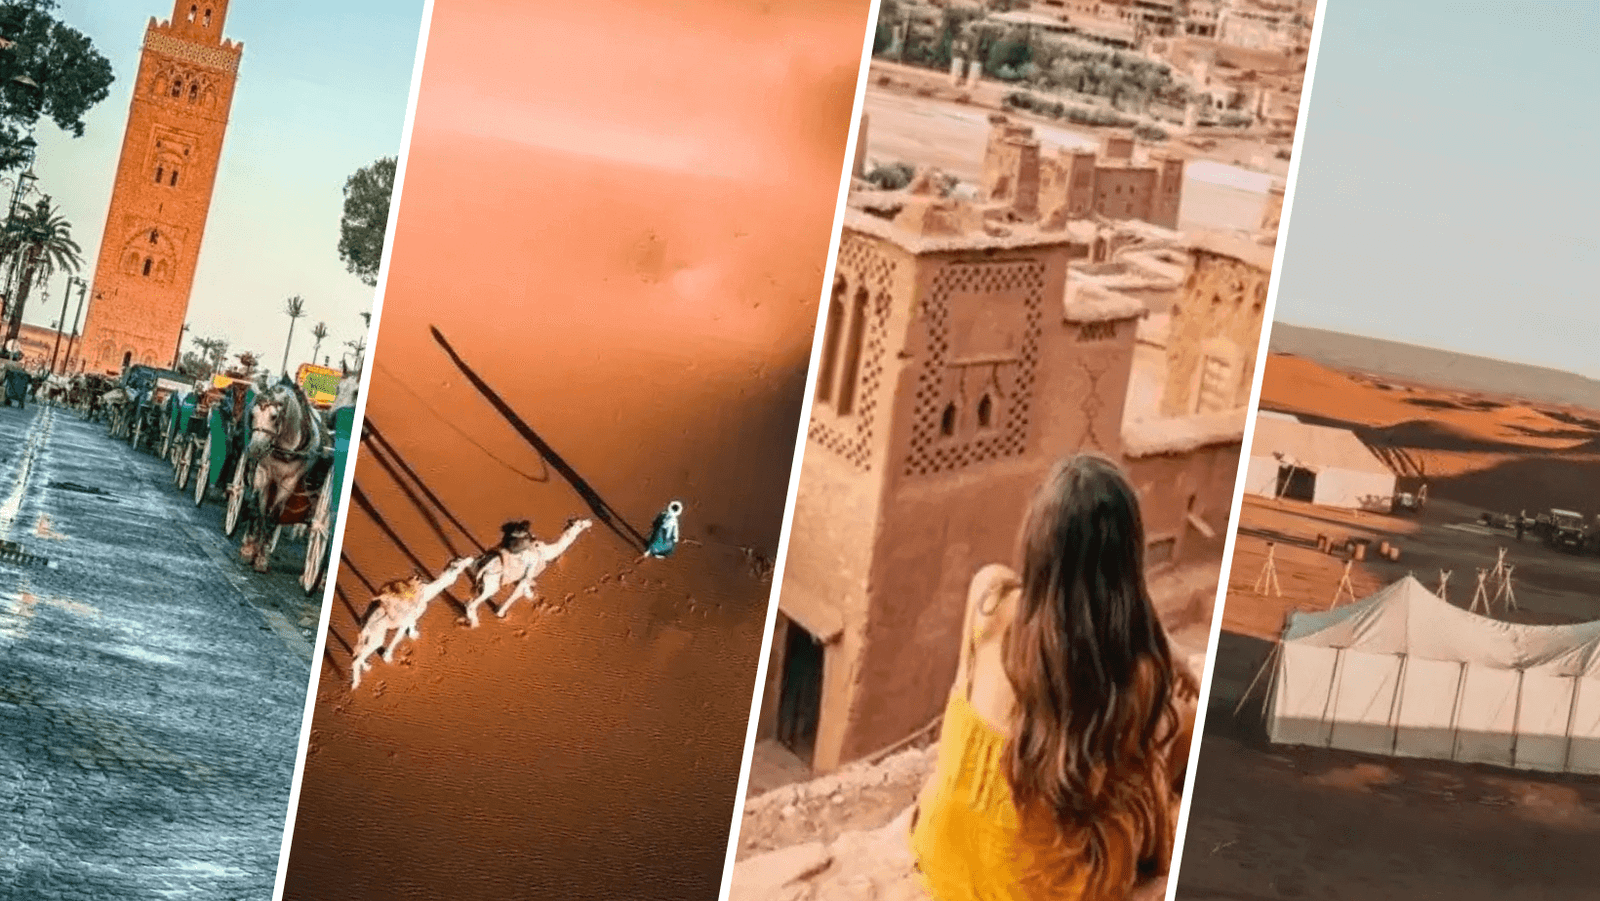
[
  {"xmin": 1509, "ymin": 669, "xmax": 1526, "ymax": 769},
  {"xmin": 1388, "ymin": 653, "xmax": 1409, "ymax": 755},
  {"xmin": 1259, "ymin": 642, "xmax": 1284, "ymax": 730},
  {"xmin": 1562, "ymin": 676, "xmax": 1582, "ymax": 773},
  {"xmin": 1323, "ymin": 647, "xmax": 1347, "ymax": 749},
  {"xmin": 1234, "ymin": 640, "xmax": 1280, "ymax": 718},
  {"xmin": 1448, "ymin": 662, "xmax": 1468, "ymax": 763}
]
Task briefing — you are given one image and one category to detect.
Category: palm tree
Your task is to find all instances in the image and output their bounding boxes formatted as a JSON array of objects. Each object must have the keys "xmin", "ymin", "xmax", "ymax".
[
  {"xmin": 236, "ymin": 351, "xmax": 259, "ymax": 378},
  {"xmin": 309, "ymin": 321, "xmax": 328, "ymax": 365},
  {"xmin": 280, "ymin": 294, "xmax": 305, "ymax": 376},
  {"xmin": 2, "ymin": 196, "xmax": 81, "ymax": 344},
  {"xmin": 190, "ymin": 335, "xmax": 227, "ymax": 379}
]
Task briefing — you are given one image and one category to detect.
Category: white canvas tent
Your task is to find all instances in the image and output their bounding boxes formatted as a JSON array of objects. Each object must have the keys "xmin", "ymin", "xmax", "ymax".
[
  {"xmin": 1244, "ymin": 417, "xmax": 1395, "ymax": 511},
  {"xmin": 1265, "ymin": 575, "xmax": 1600, "ymax": 773}
]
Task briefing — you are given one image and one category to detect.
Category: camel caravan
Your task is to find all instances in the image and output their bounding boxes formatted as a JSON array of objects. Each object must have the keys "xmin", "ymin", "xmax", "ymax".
[{"xmin": 349, "ymin": 500, "xmax": 691, "ymax": 690}]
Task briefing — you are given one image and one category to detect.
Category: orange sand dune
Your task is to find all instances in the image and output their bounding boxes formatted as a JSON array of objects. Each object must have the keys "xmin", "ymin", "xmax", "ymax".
[
  {"xmin": 1262, "ymin": 355, "xmax": 1598, "ymax": 452},
  {"xmin": 279, "ymin": 1, "xmax": 872, "ymax": 899},
  {"xmin": 1260, "ymin": 354, "xmax": 1600, "ymax": 515}
]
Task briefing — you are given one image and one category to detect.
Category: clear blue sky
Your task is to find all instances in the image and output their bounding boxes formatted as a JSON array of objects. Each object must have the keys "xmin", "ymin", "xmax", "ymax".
[
  {"xmin": 23, "ymin": 0, "xmax": 424, "ymax": 372},
  {"xmin": 1274, "ymin": 0, "xmax": 1600, "ymax": 376}
]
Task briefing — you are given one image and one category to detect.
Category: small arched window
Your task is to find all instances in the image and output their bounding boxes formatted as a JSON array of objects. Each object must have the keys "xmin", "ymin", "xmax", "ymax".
[
  {"xmin": 142, "ymin": 258, "xmax": 153, "ymax": 276},
  {"xmin": 835, "ymin": 286, "xmax": 870, "ymax": 417},
  {"xmin": 170, "ymin": 169, "xmax": 179, "ymax": 186},
  {"xmin": 188, "ymin": 5, "xmax": 197, "ymax": 22},
  {"xmin": 204, "ymin": 8, "xmax": 213, "ymax": 27},
  {"xmin": 149, "ymin": 230, "xmax": 158, "ymax": 244},
  {"xmin": 171, "ymin": 79, "xmax": 183, "ymax": 98},
  {"xmin": 189, "ymin": 83, "xmax": 199, "ymax": 102},
  {"xmin": 815, "ymin": 277, "xmax": 847, "ymax": 404},
  {"xmin": 154, "ymin": 166, "xmax": 164, "ymax": 183},
  {"xmin": 940, "ymin": 403, "xmax": 957, "ymax": 437},
  {"xmin": 977, "ymin": 394, "xmax": 993, "ymax": 429}
]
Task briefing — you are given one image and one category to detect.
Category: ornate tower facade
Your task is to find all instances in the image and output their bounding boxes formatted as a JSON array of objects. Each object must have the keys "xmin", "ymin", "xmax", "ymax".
[
  {"xmin": 80, "ymin": 1, "xmax": 242, "ymax": 374},
  {"xmin": 758, "ymin": 196, "xmax": 1141, "ymax": 773}
]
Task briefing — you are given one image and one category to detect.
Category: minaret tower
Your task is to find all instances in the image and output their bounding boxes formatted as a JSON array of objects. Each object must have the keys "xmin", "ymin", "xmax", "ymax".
[{"xmin": 80, "ymin": 1, "xmax": 242, "ymax": 374}]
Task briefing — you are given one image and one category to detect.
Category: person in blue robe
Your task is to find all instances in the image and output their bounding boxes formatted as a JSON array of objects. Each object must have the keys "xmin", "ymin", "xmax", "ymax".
[{"xmin": 640, "ymin": 500, "xmax": 685, "ymax": 560}]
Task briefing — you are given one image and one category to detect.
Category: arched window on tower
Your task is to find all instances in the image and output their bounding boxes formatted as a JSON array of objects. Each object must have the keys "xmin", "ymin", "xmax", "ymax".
[
  {"xmin": 835, "ymin": 286, "xmax": 870, "ymax": 416},
  {"xmin": 189, "ymin": 83, "xmax": 199, "ymax": 103},
  {"xmin": 154, "ymin": 165, "xmax": 164, "ymax": 184},
  {"xmin": 170, "ymin": 169, "xmax": 179, "ymax": 187},
  {"xmin": 171, "ymin": 79, "xmax": 183, "ymax": 98},
  {"xmin": 940, "ymin": 403, "xmax": 957, "ymax": 437},
  {"xmin": 204, "ymin": 8, "xmax": 213, "ymax": 27},
  {"xmin": 977, "ymin": 394, "xmax": 993, "ymax": 429},
  {"xmin": 149, "ymin": 230, "xmax": 159, "ymax": 244},
  {"xmin": 814, "ymin": 277, "xmax": 846, "ymax": 404},
  {"xmin": 143, "ymin": 258, "xmax": 153, "ymax": 277}
]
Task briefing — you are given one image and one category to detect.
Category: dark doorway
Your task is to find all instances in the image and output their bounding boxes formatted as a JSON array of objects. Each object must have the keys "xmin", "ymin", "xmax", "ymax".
[
  {"xmin": 776, "ymin": 620, "xmax": 825, "ymax": 765},
  {"xmin": 1277, "ymin": 464, "xmax": 1315, "ymax": 502},
  {"xmin": 120, "ymin": 351, "xmax": 133, "ymax": 372}
]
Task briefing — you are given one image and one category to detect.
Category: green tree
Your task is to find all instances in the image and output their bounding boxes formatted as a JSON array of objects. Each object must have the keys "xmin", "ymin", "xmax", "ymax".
[
  {"xmin": 279, "ymin": 294, "xmax": 304, "ymax": 376},
  {"xmin": 0, "ymin": 1, "xmax": 115, "ymax": 172},
  {"xmin": 309, "ymin": 321, "xmax": 328, "ymax": 365},
  {"xmin": 1, "ymin": 193, "xmax": 78, "ymax": 342},
  {"xmin": 337, "ymin": 156, "xmax": 395, "ymax": 287},
  {"xmin": 190, "ymin": 335, "xmax": 227, "ymax": 379}
]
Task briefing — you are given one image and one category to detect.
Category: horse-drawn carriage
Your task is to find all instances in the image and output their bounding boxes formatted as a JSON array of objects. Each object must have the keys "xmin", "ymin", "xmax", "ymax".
[
  {"xmin": 109, "ymin": 365, "xmax": 189, "ymax": 449},
  {"xmin": 75, "ymin": 374, "xmax": 116, "ymax": 421},
  {"xmin": 192, "ymin": 373, "xmax": 354, "ymax": 593}
]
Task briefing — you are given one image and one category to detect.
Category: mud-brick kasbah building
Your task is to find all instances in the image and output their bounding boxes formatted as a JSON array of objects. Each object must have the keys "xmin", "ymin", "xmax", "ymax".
[
  {"xmin": 757, "ymin": 114, "xmax": 1276, "ymax": 773},
  {"xmin": 78, "ymin": 1, "xmax": 241, "ymax": 375}
]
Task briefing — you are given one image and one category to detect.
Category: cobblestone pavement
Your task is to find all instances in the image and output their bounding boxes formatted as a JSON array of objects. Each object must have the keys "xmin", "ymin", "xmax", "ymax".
[{"xmin": 0, "ymin": 403, "xmax": 319, "ymax": 899}]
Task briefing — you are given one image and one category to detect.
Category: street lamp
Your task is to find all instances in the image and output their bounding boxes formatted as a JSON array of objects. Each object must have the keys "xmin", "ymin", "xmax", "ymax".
[
  {"xmin": 62, "ymin": 282, "xmax": 89, "ymax": 374},
  {"xmin": 50, "ymin": 273, "xmax": 80, "ymax": 373}
]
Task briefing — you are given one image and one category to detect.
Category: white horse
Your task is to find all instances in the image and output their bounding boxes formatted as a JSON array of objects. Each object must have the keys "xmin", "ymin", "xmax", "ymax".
[
  {"xmin": 462, "ymin": 517, "xmax": 593, "ymax": 627},
  {"xmin": 351, "ymin": 555, "xmax": 476, "ymax": 689}
]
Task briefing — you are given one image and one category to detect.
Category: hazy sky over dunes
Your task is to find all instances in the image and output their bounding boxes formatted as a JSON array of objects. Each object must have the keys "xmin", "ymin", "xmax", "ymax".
[{"xmin": 1272, "ymin": 0, "xmax": 1599, "ymax": 376}]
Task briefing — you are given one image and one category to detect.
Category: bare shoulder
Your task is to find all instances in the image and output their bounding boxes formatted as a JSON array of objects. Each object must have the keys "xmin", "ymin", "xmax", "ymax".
[{"xmin": 967, "ymin": 564, "xmax": 1019, "ymax": 637}]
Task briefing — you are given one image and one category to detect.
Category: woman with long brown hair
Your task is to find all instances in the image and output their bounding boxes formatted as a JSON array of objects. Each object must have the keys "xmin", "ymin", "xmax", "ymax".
[{"xmin": 910, "ymin": 453, "xmax": 1199, "ymax": 900}]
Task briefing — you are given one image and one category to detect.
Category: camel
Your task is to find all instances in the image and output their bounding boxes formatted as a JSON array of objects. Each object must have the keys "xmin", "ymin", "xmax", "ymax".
[
  {"xmin": 350, "ymin": 555, "xmax": 476, "ymax": 689},
  {"xmin": 462, "ymin": 516, "xmax": 593, "ymax": 627}
]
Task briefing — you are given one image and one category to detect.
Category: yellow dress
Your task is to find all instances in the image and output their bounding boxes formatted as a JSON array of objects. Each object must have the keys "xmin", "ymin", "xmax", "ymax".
[
  {"xmin": 909, "ymin": 688, "xmax": 1089, "ymax": 901},
  {"xmin": 909, "ymin": 571, "xmax": 1173, "ymax": 901}
]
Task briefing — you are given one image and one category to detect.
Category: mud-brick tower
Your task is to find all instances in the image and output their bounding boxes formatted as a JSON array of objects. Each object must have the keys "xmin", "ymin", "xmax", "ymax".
[
  {"xmin": 1160, "ymin": 232, "xmax": 1275, "ymax": 418},
  {"xmin": 80, "ymin": 1, "xmax": 242, "ymax": 375},
  {"xmin": 759, "ymin": 192, "xmax": 1144, "ymax": 773}
]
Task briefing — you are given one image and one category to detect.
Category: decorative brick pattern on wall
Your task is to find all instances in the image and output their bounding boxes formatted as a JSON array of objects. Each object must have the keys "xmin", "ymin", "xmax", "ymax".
[
  {"xmin": 904, "ymin": 260, "xmax": 1045, "ymax": 477},
  {"xmin": 78, "ymin": 8, "xmax": 241, "ymax": 374},
  {"xmin": 808, "ymin": 234, "xmax": 897, "ymax": 471}
]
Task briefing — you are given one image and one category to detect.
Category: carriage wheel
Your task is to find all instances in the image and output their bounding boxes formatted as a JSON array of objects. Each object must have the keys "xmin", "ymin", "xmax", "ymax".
[
  {"xmin": 174, "ymin": 439, "xmax": 191, "ymax": 490},
  {"xmin": 223, "ymin": 454, "xmax": 247, "ymax": 537},
  {"xmin": 300, "ymin": 483, "xmax": 332, "ymax": 595},
  {"xmin": 193, "ymin": 435, "xmax": 212, "ymax": 507},
  {"xmin": 160, "ymin": 427, "xmax": 171, "ymax": 462}
]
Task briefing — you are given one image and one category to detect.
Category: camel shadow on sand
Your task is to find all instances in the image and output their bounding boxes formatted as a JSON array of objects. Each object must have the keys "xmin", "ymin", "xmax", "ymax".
[
  {"xmin": 322, "ymin": 331, "xmax": 654, "ymax": 687},
  {"xmin": 430, "ymin": 325, "xmax": 649, "ymax": 555}
]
